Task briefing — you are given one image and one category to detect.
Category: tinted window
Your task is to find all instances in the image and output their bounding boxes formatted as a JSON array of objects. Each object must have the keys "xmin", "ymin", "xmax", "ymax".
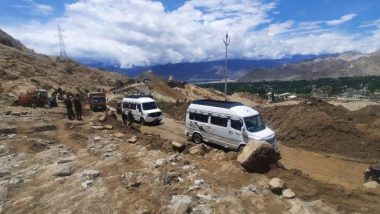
[
  {"xmin": 123, "ymin": 102, "xmax": 129, "ymax": 109},
  {"xmin": 244, "ymin": 115, "xmax": 266, "ymax": 132},
  {"xmin": 131, "ymin": 103, "xmax": 136, "ymax": 109},
  {"xmin": 211, "ymin": 116, "xmax": 228, "ymax": 127},
  {"xmin": 231, "ymin": 119, "xmax": 243, "ymax": 130},
  {"xmin": 142, "ymin": 102, "xmax": 157, "ymax": 110},
  {"xmin": 137, "ymin": 104, "xmax": 142, "ymax": 112},
  {"xmin": 189, "ymin": 112, "xmax": 195, "ymax": 120},
  {"xmin": 194, "ymin": 113, "xmax": 209, "ymax": 123}
]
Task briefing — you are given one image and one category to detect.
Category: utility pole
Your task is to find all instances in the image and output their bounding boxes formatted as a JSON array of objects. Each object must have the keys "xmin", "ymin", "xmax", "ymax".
[
  {"xmin": 58, "ymin": 24, "xmax": 67, "ymax": 57},
  {"xmin": 223, "ymin": 32, "xmax": 230, "ymax": 101}
]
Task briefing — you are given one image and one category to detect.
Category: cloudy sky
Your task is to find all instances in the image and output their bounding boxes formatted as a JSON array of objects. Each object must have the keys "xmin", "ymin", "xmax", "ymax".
[{"xmin": 1, "ymin": 0, "xmax": 380, "ymax": 68}]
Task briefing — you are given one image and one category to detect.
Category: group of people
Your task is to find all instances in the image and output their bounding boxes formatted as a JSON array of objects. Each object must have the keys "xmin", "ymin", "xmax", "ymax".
[{"xmin": 65, "ymin": 94, "xmax": 82, "ymax": 120}]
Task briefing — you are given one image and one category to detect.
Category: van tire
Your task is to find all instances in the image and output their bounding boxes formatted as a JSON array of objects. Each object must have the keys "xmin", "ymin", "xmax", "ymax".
[
  {"xmin": 192, "ymin": 133, "xmax": 202, "ymax": 144},
  {"xmin": 237, "ymin": 145, "xmax": 245, "ymax": 152}
]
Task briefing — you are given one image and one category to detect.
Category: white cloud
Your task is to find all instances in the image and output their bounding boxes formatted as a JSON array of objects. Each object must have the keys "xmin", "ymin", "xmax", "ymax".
[
  {"xmin": 326, "ymin": 13, "xmax": 357, "ymax": 26},
  {"xmin": 13, "ymin": 0, "xmax": 53, "ymax": 15},
  {"xmin": 2, "ymin": 1, "xmax": 380, "ymax": 68}
]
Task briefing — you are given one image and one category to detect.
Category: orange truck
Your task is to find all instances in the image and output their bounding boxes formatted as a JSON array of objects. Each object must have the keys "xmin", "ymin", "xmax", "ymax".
[{"xmin": 87, "ymin": 92, "xmax": 107, "ymax": 111}]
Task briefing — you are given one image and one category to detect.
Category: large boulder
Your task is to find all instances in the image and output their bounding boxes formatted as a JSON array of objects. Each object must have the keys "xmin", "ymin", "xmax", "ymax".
[
  {"xmin": 189, "ymin": 144, "xmax": 210, "ymax": 156},
  {"xmin": 237, "ymin": 140, "xmax": 278, "ymax": 173}
]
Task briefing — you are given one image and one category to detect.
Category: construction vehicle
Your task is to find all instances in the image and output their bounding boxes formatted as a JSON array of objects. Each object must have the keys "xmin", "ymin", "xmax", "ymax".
[
  {"xmin": 17, "ymin": 89, "xmax": 48, "ymax": 107},
  {"xmin": 88, "ymin": 92, "xmax": 107, "ymax": 111}
]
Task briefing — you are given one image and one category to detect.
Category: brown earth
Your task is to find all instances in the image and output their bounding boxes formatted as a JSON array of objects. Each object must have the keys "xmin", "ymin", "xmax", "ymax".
[{"xmin": 260, "ymin": 99, "xmax": 380, "ymax": 161}]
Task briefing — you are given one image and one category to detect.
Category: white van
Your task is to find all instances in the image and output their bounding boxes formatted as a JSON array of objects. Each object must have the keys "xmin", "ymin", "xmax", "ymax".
[
  {"xmin": 121, "ymin": 95, "xmax": 163, "ymax": 125},
  {"xmin": 185, "ymin": 99, "xmax": 278, "ymax": 151}
]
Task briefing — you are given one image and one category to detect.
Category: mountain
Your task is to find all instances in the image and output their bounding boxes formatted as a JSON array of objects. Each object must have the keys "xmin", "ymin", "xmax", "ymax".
[
  {"xmin": 240, "ymin": 51, "xmax": 380, "ymax": 82},
  {"xmin": 0, "ymin": 29, "xmax": 129, "ymax": 103},
  {"xmin": 82, "ymin": 55, "xmax": 327, "ymax": 82}
]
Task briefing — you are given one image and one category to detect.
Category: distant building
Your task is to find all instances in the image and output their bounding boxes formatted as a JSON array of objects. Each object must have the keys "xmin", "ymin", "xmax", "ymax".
[{"xmin": 312, "ymin": 85, "xmax": 331, "ymax": 98}]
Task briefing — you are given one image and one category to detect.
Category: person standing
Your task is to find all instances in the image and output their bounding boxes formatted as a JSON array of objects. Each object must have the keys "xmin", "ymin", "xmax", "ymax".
[
  {"xmin": 127, "ymin": 110, "xmax": 134, "ymax": 127},
  {"xmin": 65, "ymin": 96, "xmax": 75, "ymax": 120},
  {"xmin": 73, "ymin": 94, "xmax": 83, "ymax": 120}
]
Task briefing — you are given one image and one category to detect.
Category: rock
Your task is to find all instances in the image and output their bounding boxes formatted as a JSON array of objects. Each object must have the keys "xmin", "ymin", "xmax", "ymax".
[
  {"xmin": 7, "ymin": 134, "xmax": 16, "ymax": 139},
  {"xmin": 170, "ymin": 195, "xmax": 192, "ymax": 214},
  {"xmin": 155, "ymin": 159, "xmax": 167, "ymax": 168},
  {"xmin": 127, "ymin": 136, "xmax": 138, "ymax": 144},
  {"xmin": 172, "ymin": 141, "xmax": 186, "ymax": 152},
  {"xmin": 363, "ymin": 181, "xmax": 379, "ymax": 189},
  {"xmin": 0, "ymin": 169, "xmax": 11, "ymax": 178},
  {"xmin": 91, "ymin": 125, "xmax": 105, "ymax": 130},
  {"xmin": 97, "ymin": 114, "xmax": 107, "ymax": 122},
  {"xmin": 54, "ymin": 165, "xmax": 75, "ymax": 177},
  {"xmin": 83, "ymin": 170, "xmax": 101, "ymax": 180},
  {"xmin": 136, "ymin": 209, "xmax": 151, "ymax": 214},
  {"xmin": 237, "ymin": 140, "xmax": 278, "ymax": 172},
  {"xmin": 104, "ymin": 125, "xmax": 113, "ymax": 130},
  {"xmin": 164, "ymin": 172, "xmax": 181, "ymax": 185},
  {"xmin": 241, "ymin": 185, "xmax": 260, "ymax": 197},
  {"xmin": 114, "ymin": 132, "xmax": 125, "ymax": 138},
  {"xmin": 5, "ymin": 111, "xmax": 11, "ymax": 115},
  {"xmin": 57, "ymin": 157, "xmax": 75, "ymax": 164},
  {"xmin": 189, "ymin": 144, "xmax": 210, "ymax": 156},
  {"xmin": 81, "ymin": 180, "xmax": 94, "ymax": 189},
  {"xmin": 269, "ymin": 178, "xmax": 286, "ymax": 195},
  {"xmin": 194, "ymin": 179, "xmax": 205, "ymax": 186},
  {"xmin": 282, "ymin": 189, "xmax": 296, "ymax": 199},
  {"xmin": 10, "ymin": 112, "xmax": 21, "ymax": 116},
  {"xmin": 195, "ymin": 194, "xmax": 212, "ymax": 203},
  {"xmin": 191, "ymin": 205, "xmax": 213, "ymax": 214},
  {"xmin": 9, "ymin": 177, "xmax": 22, "ymax": 185},
  {"xmin": 94, "ymin": 136, "xmax": 101, "ymax": 141}
]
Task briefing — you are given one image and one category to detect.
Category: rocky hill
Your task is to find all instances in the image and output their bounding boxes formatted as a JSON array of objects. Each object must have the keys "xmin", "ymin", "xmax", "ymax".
[
  {"xmin": 240, "ymin": 51, "xmax": 380, "ymax": 82},
  {"xmin": 0, "ymin": 29, "xmax": 129, "ymax": 104}
]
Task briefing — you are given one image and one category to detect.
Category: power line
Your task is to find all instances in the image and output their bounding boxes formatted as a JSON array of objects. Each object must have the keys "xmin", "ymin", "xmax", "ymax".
[{"xmin": 58, "ymin": 24, "xmax": 67, "ymax": 57}]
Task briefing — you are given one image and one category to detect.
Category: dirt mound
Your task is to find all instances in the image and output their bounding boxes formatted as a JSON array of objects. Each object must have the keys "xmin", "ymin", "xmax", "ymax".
[
  {"xmin": 260, "ymin": 99, "xmax": 379, "ymax": 160},
  {"xmin": 158, "ymin": 101, "xmax": 191, "ymax": 121},
  {"xmin": 350, "ymin": 105, "xmax": 380, "ymax": 123}
]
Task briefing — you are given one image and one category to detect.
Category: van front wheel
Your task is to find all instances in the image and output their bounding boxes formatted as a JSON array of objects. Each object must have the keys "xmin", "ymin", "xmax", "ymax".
[{"xmin": 192, "ymin": 133, "xmax": 202, "ymax": 144}]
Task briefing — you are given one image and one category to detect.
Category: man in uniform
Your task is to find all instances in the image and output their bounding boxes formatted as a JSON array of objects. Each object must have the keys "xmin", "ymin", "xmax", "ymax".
[
  {"xmin": 65, "ymin": 95, "xmax": 75, "ymax": 120},
  {"xmin": 73, "ymin": 94, "xmax": 82, "ymax": 120}
]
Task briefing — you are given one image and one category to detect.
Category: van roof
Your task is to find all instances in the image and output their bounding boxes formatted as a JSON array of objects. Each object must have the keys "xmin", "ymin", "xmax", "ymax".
[
  {"xmin": 189, "ymin": 100, "xmax": 259, "ymax": 117},
  {"xmin": 191, "ymin": 99, "xmax": 243, "ymax": 109},
  {"xmin": 122, "ymin": 97, "xmax": 155, "ymax": 103}
]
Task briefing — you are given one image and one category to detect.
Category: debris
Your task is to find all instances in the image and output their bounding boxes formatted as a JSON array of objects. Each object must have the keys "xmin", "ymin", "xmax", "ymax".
[
  {"xmin": 81, "ymin": 180, "xmax": 94, "ymax": 189},
  {"xmin": 94, "ymin": 136, "xmax": 101, "ymax": 141},
  {"xmin": 163, "ymin": 172, "xmax": 181, "ymax": 184},
  {"xmin": 189, "ymin": 144, "xmax": 210, "ymax": 156},
  {"xmin": 57, "ymin": 157, "xmax": 75, "ymax": 164},
  {"xmin": 104, "ymin": 124, "xmax": 113, "ymax": 130},
  {"xmin": 269, "ymin": 178, "xmax": 286, "ymax": 195},
  {"xmin": 0, "ymin": 169, "xmax": 11, "ymax": 178},
  {"xmin": 195, "ymin": 193, "xmax": 212, "ymax": 203},
  {"xmin": 154, "ymin": 158, "xmax": 167, "ymax": 168},
  {"xmin": 191, "ymin": 204, "xmax": 213, "ymax": 214},
  {"xmin": 91, "ymin": 125, "xmax": 105, "ymax": 130},
  {"xmin": 237, "ymin": 140, "xmax": 278, "ymax": 172},
  {"xmin": 83, "ymin": 170, "xmax": 101, "ymax": 180},
  {"xmin": 97, "ymin": 114, "xmax": 107, "ymax": 122},
  {"xmin": 10, "ymin": 112, "xmax": 21, "ymax": 116},
  {"xmin": 363, "ymin": 181, "xmax": 379, "ymax": 189},
  {"xmin": 127, "ymin": 136, "xmax": 138, "ymax": 144},
  {"xmin": 9, "ymin": 177, "xmax": 22, "ymax": 185},
  {"xmin": 170, "ymin": 195, "xmax": 192, "ymax": 214},
  {"xmin": 54, "ymin": 165, "xmax": 75, "ymax": 177},
  {"xmin": 282, "ymin": 189, "xmax": 296, "ymax": 199},
  {"xmin": 114, "ymin": 132, "xmax": 125, "ymax": 138},
  {"xmin": 172, "ymin": 141, "xmax": 186, "ymax": 152}
]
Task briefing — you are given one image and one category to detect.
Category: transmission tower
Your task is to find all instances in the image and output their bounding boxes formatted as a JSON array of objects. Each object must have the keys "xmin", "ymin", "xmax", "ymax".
[
  {"xmin": 58, "ymin": 24, "xmax": 67, "ymax": 57},
  {"xmin": 223, "ymin": 32, "xmax": 230, "ymax": 101}
]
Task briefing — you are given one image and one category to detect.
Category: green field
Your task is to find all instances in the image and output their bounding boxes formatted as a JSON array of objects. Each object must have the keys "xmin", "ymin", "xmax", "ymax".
[{"xmin": 200, "ymin": 76, "xmax": 380, "ymax": 98}]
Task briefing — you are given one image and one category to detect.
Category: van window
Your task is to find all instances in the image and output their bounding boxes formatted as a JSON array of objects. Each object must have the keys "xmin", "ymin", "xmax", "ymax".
[
  {"xmin": 244, "ymin": 115, "xmax": 266, "ymax": 132},
  {"xmin": 189, "ymin": 112, "xmax": 195, "ymax": 120},
  {"xmin": 231, "ymin": 119, "xmax": 243, "ymax": 131},
  {"xmin": 142, "ymin": 102, "xmax": 157, "ymax": 110},
  {"xmin": 211, "ymin": 116, "xmax": 228, "ymax": 127},
  {"xmin": 123, "ymin": 102, "xmax": 129, "ymax": 109},
  {"xmin": 137, "ymin": 104, "xmax": 142, "ymax": 112},
  {"xmin": 194, "ymin": 113, "xmax": 208, "ymax": 123},
  {"xmin": 131, "ymin": 103, "xmax": 136, "ymax": 109}
]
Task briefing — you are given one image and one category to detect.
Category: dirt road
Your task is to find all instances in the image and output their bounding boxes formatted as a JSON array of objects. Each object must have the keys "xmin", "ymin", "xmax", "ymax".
[{"xmin": 140, "ymin": 114, "xmax": 369, "ymax": 189}]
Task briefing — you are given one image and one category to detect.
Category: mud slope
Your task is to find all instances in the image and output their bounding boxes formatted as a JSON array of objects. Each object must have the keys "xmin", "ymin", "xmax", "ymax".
[{"xmin": 260, "ymin": 99, "xmax": 380, "ymax": 160}]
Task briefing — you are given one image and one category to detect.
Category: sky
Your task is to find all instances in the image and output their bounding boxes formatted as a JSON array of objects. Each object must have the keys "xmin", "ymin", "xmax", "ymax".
[{"xmin": 1, "ymin": 0, "xmax": 380, "ymax": 68}]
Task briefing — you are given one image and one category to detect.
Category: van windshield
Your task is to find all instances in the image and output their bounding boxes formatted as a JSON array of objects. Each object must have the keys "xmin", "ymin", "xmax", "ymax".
[
  {"xmin": 142, "ymin": 102, "xmax": 158, "ymax": 110},
  {"xmin": 244, "ymin": 115, "xmax": 266, "ymax": 132},
  {"xmin": 92, "ymin": 97, "xmax": 106, "ymax": 103}
]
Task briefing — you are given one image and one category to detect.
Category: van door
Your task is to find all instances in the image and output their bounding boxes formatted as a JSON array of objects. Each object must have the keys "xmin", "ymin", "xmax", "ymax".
[
  {"xmin": 130, "ymin": 102, "xmax": 140, "ymax": 121},
  {"xmin": 208, "ymin": 115, "xmax": 231, "ymax": 148},
  {"xmin": 226, "ymin": 118, "xmax": 245, "ymax": 149}
]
